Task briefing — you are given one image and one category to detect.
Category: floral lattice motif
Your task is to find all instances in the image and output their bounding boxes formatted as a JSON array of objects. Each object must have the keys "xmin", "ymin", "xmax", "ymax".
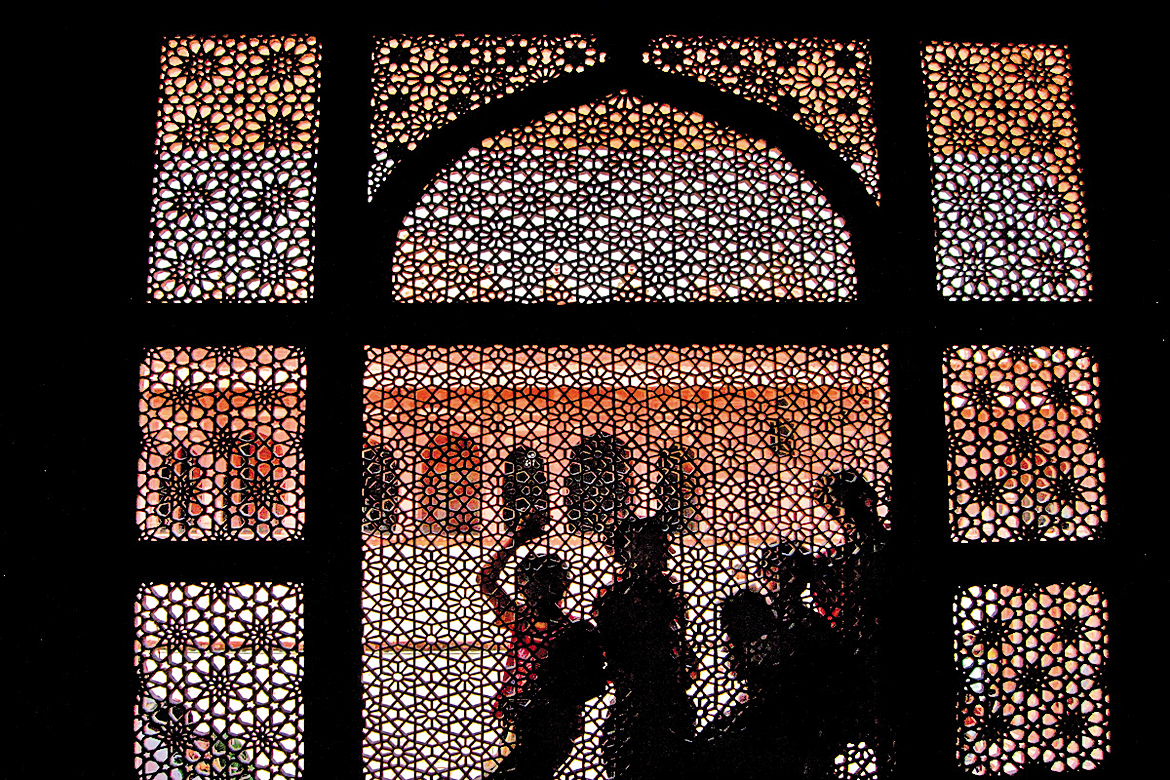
[
  {"xmin": 395, "ymin": 92, "xmax": 855, "ymax": 302},
  {"xmin": 956, "ymin": 584, "xmax": 1109, "ymax": 774},
  {"xmin": 944, "ymin": 346, "xmax": 1105, "ymax": 542},
  {"xmin": 923, "ymin": 43, "xmax": 1089, "ymax": 300},
  {"xmin": 137, "ymin": 347, "xmax": 306, "ymax": 540},
  {"xmin": 362, "ymin": 346, "xmax": 891, "ymax": 779},
  {"xmin": 833, "ymin": 741, "xmax": 879, "ymax": 779},
  {"xmin": 158, "ymin": 37, "xmax": 318, "ymax": 154},
  {"xmin": 370, "ymin": 35, "xmax": 603, "ymax": 199},
  {"xmin": 134, "ymin": 583, "xmax": 304, "ymax": 780},
  {"xmin": 645, "ymin": 37, "xmax": 879, "ymax": 199},
  {"xmin": 149, "ymin": 37, "xmax": 318, "ymax": 301}
]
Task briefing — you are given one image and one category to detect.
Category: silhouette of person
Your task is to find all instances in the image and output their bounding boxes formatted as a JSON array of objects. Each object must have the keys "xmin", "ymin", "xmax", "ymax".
[
  {"xmin": 809, "ymin": 470, "xmax": 892, "ymax": 772},
  {"xmin": 479, "ymin": 519, "xmax": 606, "ymax": 779},
  {"xmin": 690, "ymin": 549, "xmax": 864, "ymax": 780},
  {"xmin": 809, "ymin": 470, "xmax": 887, "ymax": 648},
  {"xmin": 592, "ymin": 519, "xmax": 697, "ymax": 780}
]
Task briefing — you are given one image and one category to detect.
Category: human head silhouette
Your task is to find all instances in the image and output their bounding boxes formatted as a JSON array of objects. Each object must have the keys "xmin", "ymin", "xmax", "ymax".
[
  {"xmin": 517, "ymin": 553, "xmax": 570, "ymax": 608},
  {"xmin": 722, "ymin": 588, "xmax": 775, "ymax": 648},
  {"xmin": 814, "ymin": 469, "xmax": 883, "ymax": 539},
  {"xmin": 720, "ymin": 589, "xmax": 778, "ymax": 679},
  {"xmin": 613, "ymin": 518, "xmax": 669, "ymax": 574},
  {"xmin": 756, "ymin": 541, "xmax": 816, "ymax": 604}
]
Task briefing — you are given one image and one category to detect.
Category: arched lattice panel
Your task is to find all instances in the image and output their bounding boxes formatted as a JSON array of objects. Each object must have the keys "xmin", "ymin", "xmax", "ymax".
[
  {"xmin": 361, "ymin": 345, "xmax": 891, "ymax": 779},
  {"xmin": 370, "ymin": 34, "xmax": 604, "ymax": 200},
  {"xmin": 944, "ymin": 346, "xmax": 1105, "ymax": 542},
  {"xmin": 501, "ymin": 446, "xmax": 551, "ymax": 535},
  {"xmin": 363, "ymin": 443, "xmax": 402, "ymax": 536},
  {"xmin": 923, "ymin": 43, "xmax": 1089, "ymax": 300},
  {"xmin": 564, "ymin": 433, "xmax": 634, "ymax": 536},
  {"xmin": 955, "ymin": 584, "xmax": 1109, "ymax": 774},
  {"xmin": 418, "ymin": 433, "xmax": 484, "ymax": 535},
  {"xmin": 148, "ymin": 37, "xmax": 318, "ymax": 302},
  {"xmin": 394, "ymin": 92, "xmax": 856, "ymax": 302},
  {"xmin": 134, "ymin": 583, "xmax": 304, "ymax": 779},
  {"xmin": 137, "ymin": 346, "xmax": 306, "ymax": 540},
  {"xmin": 645, "ymin": 37, "xmax": 879, "ymax": 199}
]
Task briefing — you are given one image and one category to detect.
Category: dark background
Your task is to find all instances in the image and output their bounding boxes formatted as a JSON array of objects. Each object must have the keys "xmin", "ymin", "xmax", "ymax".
[{"xmin": 17, "ymin": 10, "xmax": 1157, "ymax": 779}]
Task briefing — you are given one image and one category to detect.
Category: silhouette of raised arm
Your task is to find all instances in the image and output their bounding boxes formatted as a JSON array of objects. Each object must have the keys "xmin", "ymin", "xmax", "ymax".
[{"xmin": 478, "ymin": 520, "xmax": 543, "ymax": 630}]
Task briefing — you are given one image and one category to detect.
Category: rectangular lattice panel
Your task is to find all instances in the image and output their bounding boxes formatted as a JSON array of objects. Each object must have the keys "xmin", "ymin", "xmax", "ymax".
[
  {"xmin": 955, "ymin": 584, "xmax": 1109, "ymax": 774},
  {"xmin": 923, "ymin": 43, "xmax": 1089, "ymax": 300},
  {"xmin": 134, "ymin": 583, "xmax": 304, "ymax": 779},
  {"xmin": 148, "ymin": 36, "xmax": 318, "ymax": 301},
  {"xmin": 362, "ymin": 345, "xmax": 891, "ymax": 779},
  {"xmin": 944, "ymin": 346, "xmax": 1105, "ymax": 542},
  {"xmin": 136, "ymin": 346, "xmax": 306, "ymax": 540}
]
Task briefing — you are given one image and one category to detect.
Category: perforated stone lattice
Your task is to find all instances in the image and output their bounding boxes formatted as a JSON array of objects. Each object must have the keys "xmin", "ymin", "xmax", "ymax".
[
  {"xmin": 137, "ymin": 346, "xmax": 306, "ymax": 540},
  {"xmin": 944, "ymin": 346, "xmax": 1105, "ymax": 542},
  {"xmin": 134, "ymin": 583, "xmax": 304, "ymax": 780},
  {"xmin": 923, "ymin": 43, "xmax": 1089, "ymax": 300},
  {"xmin": 149, "ymin": 37, "xmax": 318, "ymax": 301},
  {"xmin": 370, "ymin": 35, "xmax": 604, "ymax": 199},
  {"xmin": 394, "ymin": 92, "xmax": 856, "ymax": 302},
  {"xmin": 361, "ymin": 345, "xmax": 891, "ymax": 779},
  {"xmin": 956, "ymin": 584, "xmax": 1109, "ymax": 774},
  {"xmin": 646, "ymin": 37, "xmax": 879, "ymax": 199}
]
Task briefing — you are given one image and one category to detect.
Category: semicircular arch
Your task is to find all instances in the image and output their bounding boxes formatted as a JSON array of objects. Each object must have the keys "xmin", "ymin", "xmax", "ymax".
[{"xmin": 382, "ymin": 88, "xmax": 872, "ymax": 302}]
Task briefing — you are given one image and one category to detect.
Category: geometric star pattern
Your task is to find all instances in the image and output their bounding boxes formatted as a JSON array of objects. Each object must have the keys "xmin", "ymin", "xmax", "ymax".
[
  {"xmin": 137, "ymin": 347, "xmax": 306, "ymax": 540},
  {"xmin": 923, "ymin": 43, "xmax": 1089, "ymax": 300},
  {"xmin": 134, "ymin": 583, "xmax": 304, "ymax": 780},
  {"xmin": 645, "ymin": 37, "xmax": 880, "ymax": 199},
  {"xmin": 395, "ymin": 92, "xmax": 856, "ymax": 302},
  {"xmin": 370, "ymin": 35, "xmax": 603, "ymax": 200},
  {"xmin": 148, "ymin": 37, "xmax": 318, "ymax": 301},
  {"xmin": 944, "ymin": 346, "xmax": 1105, "ymax": 542},
  {"xmin": 956, "ymin": 584, "xmax": 1109, "ymax": 774},
  {"xmin": 362, "ymin": 345, "xmax": 891, "ymax": 778},
  {"xmin": 833, "ymin": 741, "xmax": 880, "ymax": 779}
]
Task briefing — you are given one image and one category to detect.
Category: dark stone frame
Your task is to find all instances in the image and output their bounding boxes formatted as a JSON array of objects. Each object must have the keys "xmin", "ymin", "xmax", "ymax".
[{"xmin": 17, "ymin": 16, "xmax": 1155, "ymax": 780}]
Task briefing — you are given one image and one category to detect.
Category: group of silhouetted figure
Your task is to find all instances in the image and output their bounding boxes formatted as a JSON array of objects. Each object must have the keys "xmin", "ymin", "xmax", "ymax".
[{"xmin": 477, "ymin": 470, "xmax": 891, "ymax": 780}]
